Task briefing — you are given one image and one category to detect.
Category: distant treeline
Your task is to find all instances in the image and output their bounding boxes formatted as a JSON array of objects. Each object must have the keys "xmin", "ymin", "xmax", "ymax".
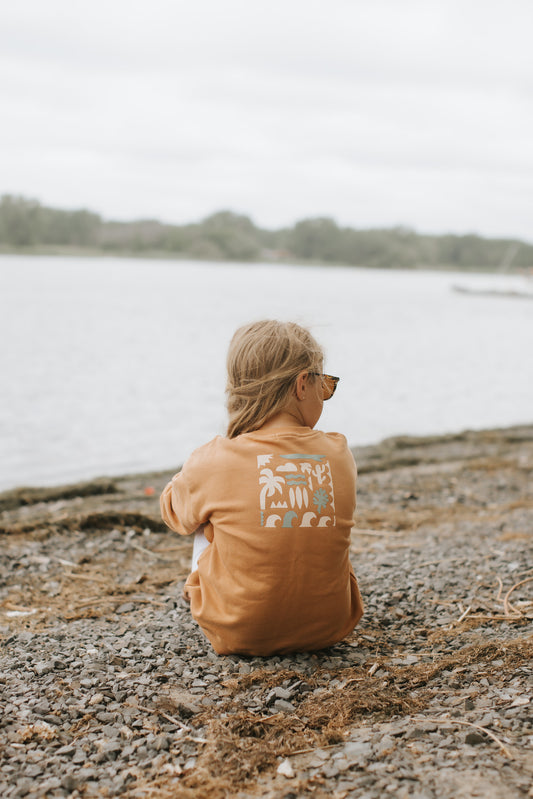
[{"xmin": 1, "ymin": 194, "xmax": 531, "ymax": 270}]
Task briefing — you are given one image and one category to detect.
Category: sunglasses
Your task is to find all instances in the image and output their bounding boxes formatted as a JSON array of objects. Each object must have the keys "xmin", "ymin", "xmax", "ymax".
[{"xmin": 309, "ymin": 372, "xmax": 340, "ymax": 400}]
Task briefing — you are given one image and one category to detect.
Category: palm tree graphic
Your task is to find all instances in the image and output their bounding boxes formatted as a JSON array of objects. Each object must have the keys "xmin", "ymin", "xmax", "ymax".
[
  {"xmin": 259, "ymin": 469, "xmax": 285, "ymax": 509},
  {"xmin": 313, "ymin": 488, "xmax": 329, "ymax": 513}
]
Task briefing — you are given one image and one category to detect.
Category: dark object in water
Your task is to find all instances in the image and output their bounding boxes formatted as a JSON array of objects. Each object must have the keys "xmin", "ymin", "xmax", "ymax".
[{"xmin": 452, "ymin": 285, "xmax": 533, "ymax": 300}]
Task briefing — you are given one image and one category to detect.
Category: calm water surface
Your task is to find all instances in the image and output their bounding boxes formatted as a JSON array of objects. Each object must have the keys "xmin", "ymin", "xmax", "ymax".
[{"xmin": 1, "ymin": 255, "xmax": 532, "ymax": 490}]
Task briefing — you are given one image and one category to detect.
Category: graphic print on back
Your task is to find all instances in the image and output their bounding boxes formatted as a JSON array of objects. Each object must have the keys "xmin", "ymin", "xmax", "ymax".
[{"xmin": 257, "ymin": 453, "xmax": 336, "ymax": 528}]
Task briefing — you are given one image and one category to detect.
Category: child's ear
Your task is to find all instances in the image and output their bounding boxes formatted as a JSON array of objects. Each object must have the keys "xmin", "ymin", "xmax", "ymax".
[{"xmin": 295, "ymin": 371, "xmax": 308, "ymax": 401}]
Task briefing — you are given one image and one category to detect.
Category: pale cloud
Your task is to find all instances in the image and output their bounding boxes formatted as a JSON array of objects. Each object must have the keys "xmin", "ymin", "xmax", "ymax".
[{"xmin": 0, "ymin": 0, "xmax": 532, "ymax": 239}]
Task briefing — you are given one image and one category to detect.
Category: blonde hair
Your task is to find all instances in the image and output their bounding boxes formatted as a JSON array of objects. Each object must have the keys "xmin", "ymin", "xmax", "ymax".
[{"xmin": 226, "ymin": 320, "xmax": 324, "ymax": 438}]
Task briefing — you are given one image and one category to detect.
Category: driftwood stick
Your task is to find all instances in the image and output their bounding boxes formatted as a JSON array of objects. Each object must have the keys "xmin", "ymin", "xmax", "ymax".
[
  {"xmin": 70, "ymin": 596, "xmax": 165, "ymax": 611},
  {"xmin": 54, "ymin": 557, "xmax": 78, "ymax": 567},
  {"xmin": 456, "ymin": 605, "xmax": 472, "ymax": 624},
  {"xmin": 63, "ymin": 572, "xmax": 109, "ymax": 584},
  {"xmin": 418, "ymin": 556, "xmax": 466, "ymax": 568},
  {"xmin": 2, "ymin": 601, "xmax": 37, "ymax": 612},
  {"xmin": 132, "ymin": 703, "xmax": 192, "ymax": 731},
  {"xmin": 287, "ymin": 741, "xmax": 345, "ymax": 757},
  {"xmin": 503, "ymin": 576, "xmax": 533, "ymax": 617},
  {"xmin": 67, "ymin": 597, "xmax": 114, "ymax": 609},
  {"xmin": 130, "ymin": 703, "xmax": 207, "ymax": 743},
  {"xmin": 516, "ymin": 566, "xmax": 533, "ymax": 578},
  {"xmin": 465, "ymin": 614, "xmax": 522, "ymax": 622},
  {"xmin": 418, "ymin": 716, "xmax": 514, "ymax": 759},
  {"xmin": 130, "ymin": 542, "xmax": 168, "ymax": 561}
]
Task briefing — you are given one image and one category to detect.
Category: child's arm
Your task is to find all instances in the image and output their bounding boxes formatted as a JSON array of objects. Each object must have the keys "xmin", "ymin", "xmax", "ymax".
[
  {"xmin": 160, "ymin": 440, "xmax": 214, "ymax": 535},
  {"xmin": 160, "ymin": 453, "xmax": 209, "ymax": 535},
  {"xmin": 160, "ymin": 478, "xmax": 189, "ymax": 534}
]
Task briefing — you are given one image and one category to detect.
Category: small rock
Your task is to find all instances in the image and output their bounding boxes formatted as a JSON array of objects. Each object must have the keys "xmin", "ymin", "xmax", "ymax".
[
  {"xmin": 43, "ymin": 714, "xmax": 61, "ymax": 726},
  {"xmin": 333, "ymin": 756, "xmax": 349, "ymax": 772},
  {"xmin": 343, "ymin": 740, "xmax": 372, "ymax": 763},
  {"xmin": 14, "ymin": 778, "xmax": 33, "ymax": 796},
  {"xmin": 34, "ymin": 662, "xmax": 53, "ymax": 676},
  {"xmin": 510, "ymin": 695, "xmax": 530, "ymax": 707},
  {"xmin": 152, "ymin": 734, "xmax": 170, "ymax": 751},
  {"xmin": 274, "ymin": 699, "xmax": 295, "ymax": 713},
  {"xmin": 89, "ymin": 693, "xmax": 104, "ymax": 706},
  {"xmin": 40, "ymin": 778, "xmax": 61, "ymax": 792},
  {"xmin": 308, "ymin": 749, "xmax": 329, "ymax": 768},
  {"xmin": 407, "ymin": 726, "xmax": 426, "ymax": 741},
  {"xmin": 25, "ymin": 764, "xmax": 43, "ymax": 778},
  {"xmin": 116, "ymin": 603, "xmax": 135, "ymax": 614},
  {"xmin": 168, "ymin": 691, "xmax": 202, "ymax": 718},
  {"xmin": 322, "ymin": 762, "xmax": 340, "ymax": 778},
  {"xmin": 465, "ymin": 731, "xmax": 486, "ymax": 745},
  {"xmin": 277, "ymin": 758, "xmax": 294, "ymax": 778},
  {"xmin": 55, "ymin": 744, "xmax": 76, "ymax": 756},
  {"xmin": 374, "ymin": 735, "xmax": 395, "ymax": 756},
  {"xmin": 61, "ymin": 775, "xmax": 79, "ymax": 791},
  {"xmin": 77, "ymin": 768, "xmax": 96, "ymax": 780},
  {"xmin": 274, "ymin": 686, "xmax": 293, "ymax": 701}
]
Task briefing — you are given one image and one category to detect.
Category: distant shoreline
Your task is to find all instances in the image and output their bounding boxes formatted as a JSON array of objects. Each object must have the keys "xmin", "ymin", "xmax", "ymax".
[
  {"xmin": 0, "ymin": 247, "xmax": 527, "ymax": 275},
  {"xmin": 2, "ymin": 196, "xmax": 532, "ymax": 272}
]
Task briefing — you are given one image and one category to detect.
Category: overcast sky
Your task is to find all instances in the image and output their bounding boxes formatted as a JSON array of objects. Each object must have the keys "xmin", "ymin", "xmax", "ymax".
[{"xmin": 1, "ymin": 0, "xmax": 532, "ymax": 240}]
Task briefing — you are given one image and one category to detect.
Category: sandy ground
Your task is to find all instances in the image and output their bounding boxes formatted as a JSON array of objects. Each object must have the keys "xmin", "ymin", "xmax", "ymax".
[{"xmin": 0, "ymin": 425, "xmax": 532, "ymax": 798}]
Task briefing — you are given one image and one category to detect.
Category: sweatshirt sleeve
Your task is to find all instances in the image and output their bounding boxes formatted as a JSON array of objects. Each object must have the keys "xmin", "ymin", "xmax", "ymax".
[
  {"xmin": 160, "ymin": 477, "xmax": 188, "ymax": 534},
  {"xmin": 160, "ymin": 446, "xmax": 211, "ymax": 535}
]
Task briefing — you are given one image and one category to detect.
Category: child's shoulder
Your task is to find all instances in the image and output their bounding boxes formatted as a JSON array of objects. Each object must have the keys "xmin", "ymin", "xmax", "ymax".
[
  {"xmin": 186, "ymin": 435, "xmax": 226, "ymax": 461},
  {"xmin": 177, "ymin": 436, "xmax": 224, "ymax": 473},
  {"xmin": 319, "ymin": 429, "xmax": 348, "ymax": 442},
  {"xmin": 314, "ymin": 429, "xmax": 350, "ymax": 449}
]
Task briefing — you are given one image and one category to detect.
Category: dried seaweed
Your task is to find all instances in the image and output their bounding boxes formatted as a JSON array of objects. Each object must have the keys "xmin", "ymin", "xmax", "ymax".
[{"xmin": 126, "ymin": 636, "xmax": 531, "ymax": 799}]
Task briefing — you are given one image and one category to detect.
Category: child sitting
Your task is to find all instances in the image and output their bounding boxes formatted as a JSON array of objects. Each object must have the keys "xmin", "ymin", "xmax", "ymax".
[{"xmin": 160, "ymin": 319, "xmax": 363, "ymax": 655}]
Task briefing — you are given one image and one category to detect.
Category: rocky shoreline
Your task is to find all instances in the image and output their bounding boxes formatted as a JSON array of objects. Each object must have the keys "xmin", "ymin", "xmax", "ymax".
[{"xmin": 1, "ymin": 425, "xmax": 532, "ymax": 798}]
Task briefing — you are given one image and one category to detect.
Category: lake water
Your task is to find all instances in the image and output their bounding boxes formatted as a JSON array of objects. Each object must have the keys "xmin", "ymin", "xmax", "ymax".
[{"xmin": 1, "ymin": 255, "xmax": 532, "ymax": 491}]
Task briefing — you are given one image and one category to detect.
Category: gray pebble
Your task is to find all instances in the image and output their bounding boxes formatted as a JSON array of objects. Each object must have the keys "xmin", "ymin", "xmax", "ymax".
[
  {"xmin": 60, "ymin": 775, "xmax": 78, "ymax": 791},
  {"xmin": 116, "ymin": 603, "xmax": 135, "ymax": 614},
  {"xmin": 23, "ymin": 765, "xmax": 42, "ymax": 778},
  {"xmin": 343, "ymin": 741, "xmax": 372, "ymax": 763},
  {"xmin": 273, "ymin": 699, "xmax": 295, "ymax": 713},
  {"xmin": 465, "ymin": 731, "xmax": 486, "ymax": 745}
]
